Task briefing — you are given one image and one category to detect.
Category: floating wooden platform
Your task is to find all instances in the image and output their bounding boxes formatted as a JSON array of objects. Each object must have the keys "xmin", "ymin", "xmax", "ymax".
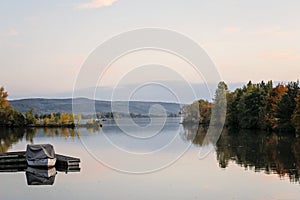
[
  {"xmin": 0, "ymin": 151, "xmax": 80, "ymax": 173},
  {"xmin": 56, "ymin": 154, "xmax": 80, "ymax": 166}
]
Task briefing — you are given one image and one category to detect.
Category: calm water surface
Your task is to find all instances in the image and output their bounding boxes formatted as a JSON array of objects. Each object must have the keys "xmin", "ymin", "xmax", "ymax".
[{"xmin": 0, "ymin": 118, "xmax": 299, "ymax": 200}]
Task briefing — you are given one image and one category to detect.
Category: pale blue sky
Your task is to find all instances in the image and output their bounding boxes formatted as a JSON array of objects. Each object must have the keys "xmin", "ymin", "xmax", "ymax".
[{"xmin": 0, "ymin": 0, "xmax": 299, "ymax": 99}]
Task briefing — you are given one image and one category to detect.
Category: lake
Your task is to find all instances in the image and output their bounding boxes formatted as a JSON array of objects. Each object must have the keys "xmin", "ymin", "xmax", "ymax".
[{"xmin": 0, "ymin": 118, "xmax": 299, "ymax": 200}]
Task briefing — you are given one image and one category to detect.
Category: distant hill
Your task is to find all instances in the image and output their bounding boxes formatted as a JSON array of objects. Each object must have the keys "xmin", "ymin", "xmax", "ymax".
[{"xmin": 9, "ymin": 98, "xmax": 181, "ymax": 115}]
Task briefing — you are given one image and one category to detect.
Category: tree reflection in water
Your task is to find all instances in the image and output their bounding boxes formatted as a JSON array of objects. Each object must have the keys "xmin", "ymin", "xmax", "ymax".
[
  {"xmin": 0, "ymin": 127, "xmax": 102, "ymax": 154},
  {"xmin": 182, "ymin": 124, "xmax": 300, "ymax": 183},
  {"xmin": 2, "ymin": 124, "xmax": 300, "ymax": 183},
  {"xmin": 0, "ymin": 128, "xmax": 34, "ymax": 153}
]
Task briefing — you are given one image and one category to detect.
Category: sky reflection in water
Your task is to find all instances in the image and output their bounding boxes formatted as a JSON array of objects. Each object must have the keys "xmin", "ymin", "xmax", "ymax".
[{"xmin": 0, "ymin": 118, "xmax": 300, "ymax": 200}]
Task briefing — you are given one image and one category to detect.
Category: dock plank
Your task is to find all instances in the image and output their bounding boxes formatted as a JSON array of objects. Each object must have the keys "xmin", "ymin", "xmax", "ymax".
[{"xmin": 0, "ymin": 151, "xmax": 80, "ymax": 168}]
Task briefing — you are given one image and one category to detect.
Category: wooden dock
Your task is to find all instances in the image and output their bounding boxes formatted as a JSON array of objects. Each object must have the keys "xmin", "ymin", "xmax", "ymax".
[
  {"xmin": 55, "ymin": 154, "xmax": 81, "ymax": 172},
  {"xmin": 0, "ymin": 151, "xmax": 80, "ymax": 173}
]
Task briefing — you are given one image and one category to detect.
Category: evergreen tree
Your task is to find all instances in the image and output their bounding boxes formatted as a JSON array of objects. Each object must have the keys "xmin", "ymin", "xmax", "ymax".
[
  {"xmin": 276, "ymin": 81, "xmax": 299, "ymax": 132},
  {"xmin": 226, "ymin": 88, "xmax": 243, "ymax": 128},
  {"xmin": 292, "ymin": 94, "xmax": 300, "ymax": 133},
  {"xmin": 211, "ymin": 81, "xmax": 228, "ymax": 126}
]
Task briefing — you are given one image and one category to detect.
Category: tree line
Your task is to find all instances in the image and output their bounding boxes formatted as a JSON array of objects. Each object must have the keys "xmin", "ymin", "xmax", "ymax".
[
  {"xmin": 183, "ymin": 80, "xmax": 300, "ymax": 134},
  {"xmin": 0, "ymin": 86, "xmax": 102, "ymax": 128}
]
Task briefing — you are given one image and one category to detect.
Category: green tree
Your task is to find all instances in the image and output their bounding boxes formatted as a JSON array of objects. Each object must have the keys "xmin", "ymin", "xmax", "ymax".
[
  {"xmin": 226, "ymin": 88, "xmax": 243, "ymax": 128},
  {"xmin": 5, "ymin": 108, "xmax": 25, "ymax": 127},
  {"xmin": 236, "ymin": 81, "xmax": 268, "ymax": 129},
  {"xmin": 25, "ymin": 109, "xmax": 35, "ymax": 125}
]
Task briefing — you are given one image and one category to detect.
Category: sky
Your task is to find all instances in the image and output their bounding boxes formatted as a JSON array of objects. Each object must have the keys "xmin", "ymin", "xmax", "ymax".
[{"xmin": 0, "ymin": 0, "xmax": 299, "ymax": 100}]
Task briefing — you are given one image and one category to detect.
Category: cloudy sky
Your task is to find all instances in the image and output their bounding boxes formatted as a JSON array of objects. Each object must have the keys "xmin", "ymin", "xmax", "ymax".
[{"xmin": 0, "ymin": 0, "xmax": 299, "ymax": 99}]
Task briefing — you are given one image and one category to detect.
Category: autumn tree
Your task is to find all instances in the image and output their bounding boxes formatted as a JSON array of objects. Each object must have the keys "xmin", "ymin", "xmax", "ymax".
[
  {"xmin": 44, "ymin": 117, "xmax": 50, "ymax": 125},
  {"xmin": 50, "ymin": 113, "xmax": 55, "ymax": 123},
  {"xmin": 70, "ymin": 113, "xmax": 75, "ymax": 123},
  {"xmin": 77, "ymin": 114, "xmax": 82, "ymax": 125},
  {"xmin": 0, "ymin": 87, "xmax": 10, "ymax": 111},
  {"xmin": 0, "ymin": 87, "xmax": 25, "ymax": 126},
  {"xmin": 264, "ymin": 84, "xmax": 288, "ymax": 130},
  {"xmin": 60, "ymin": 112, "xmax": 70, "ymax": 125},
  {"xmin": 183, "ymin": 80, "xmax": 299, "ymax": 133},
  {"xmin": 0, "ymin": 86, "xmax": 11, "ymax": 125},
  {"xmin": 198, "ymin": 100, "xmax": 212, "ymax": 124}
]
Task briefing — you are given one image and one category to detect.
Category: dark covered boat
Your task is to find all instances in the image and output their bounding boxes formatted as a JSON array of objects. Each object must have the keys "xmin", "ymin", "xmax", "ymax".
[{"xmin": 26, "ymin": 144, "xmax": 57, "ymax": 167}]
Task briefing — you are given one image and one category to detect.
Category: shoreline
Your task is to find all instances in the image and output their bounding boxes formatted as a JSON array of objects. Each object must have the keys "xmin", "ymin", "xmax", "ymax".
[{"xmin": 0, "ymin": 123, "xmax": 102, "ymax": 129}]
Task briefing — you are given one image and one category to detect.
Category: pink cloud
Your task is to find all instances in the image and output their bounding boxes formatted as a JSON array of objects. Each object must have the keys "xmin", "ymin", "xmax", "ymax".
[
  {"xmin": 254, "ymin": 26, "xmax": 295, "ymax": 37},
  {"xmin": 77, "ymin": 0, "xmax": 119, "ymax": 9},
  {"xmin": 222, "ymin": 26, "xmax": 241, "ymax": 34},
  {"xmin": 0, "ymin": 29, "xmax": 19, "ymax": 37},
  {"xmin": 259, "ymin": 50, "xmax": 300, "ymax": 61}
]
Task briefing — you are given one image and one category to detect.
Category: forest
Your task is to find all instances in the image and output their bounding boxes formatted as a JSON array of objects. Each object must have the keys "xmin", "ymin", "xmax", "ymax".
[
  {"xmin": 1, "ymin": 80, "xmax": 300, "ymax": 133},
  {"xmin": 182, "ymin": 80, "xmax": 300, "ymax": 134}
]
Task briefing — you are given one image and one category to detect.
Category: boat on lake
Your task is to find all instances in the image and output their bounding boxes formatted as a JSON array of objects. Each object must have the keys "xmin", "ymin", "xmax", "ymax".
[
  {"xmin": 0, "ymin": 144, "xmax": 80, "ymax": 186},
  {"xmin": 26, "ymin": 144, "xmax": 57, "ymax": 167}
]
